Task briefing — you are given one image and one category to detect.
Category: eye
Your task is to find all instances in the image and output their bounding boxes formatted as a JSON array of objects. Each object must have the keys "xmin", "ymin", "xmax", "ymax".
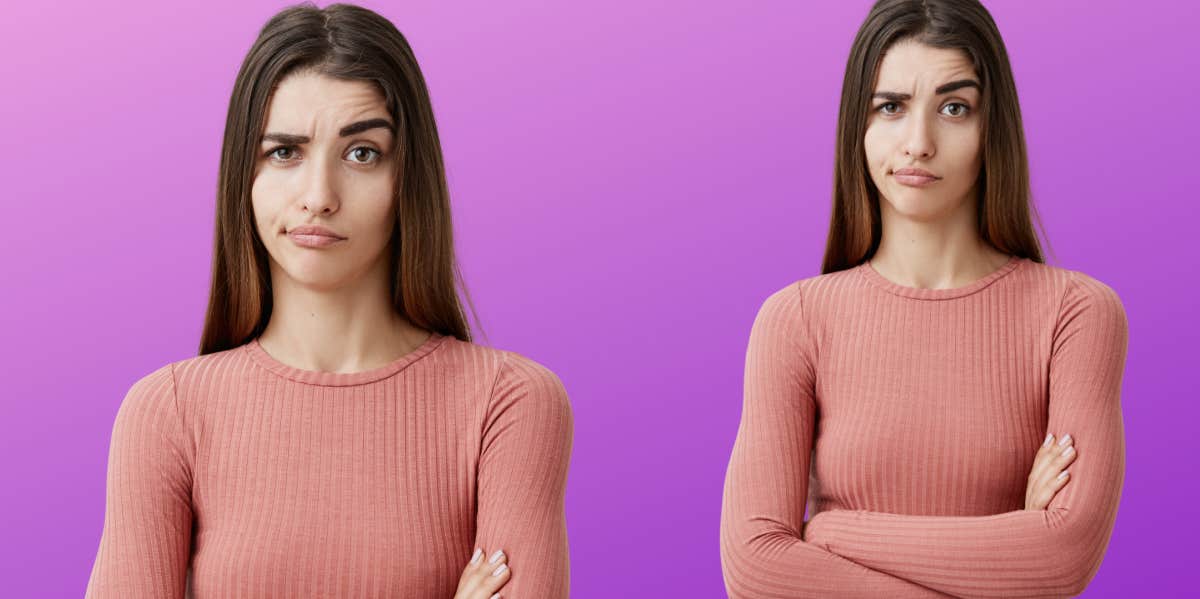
[
  {"xmin": 263, "ymin": 145, "xmax": 383, "ymax": 165},
  {"xmin": 941, "ymin": 102, "xmax": 970, "ymax": 117},
  {"xmin": 266, "ymin": 146, "xmax": 295, "ymax": 161},
  {"xmin": 876, "ymin": 102, "xmax": 900, "ymax": 115},
  {"xmin": 347, "ymin": 146, "xmax": 382, "ymax": 165}
]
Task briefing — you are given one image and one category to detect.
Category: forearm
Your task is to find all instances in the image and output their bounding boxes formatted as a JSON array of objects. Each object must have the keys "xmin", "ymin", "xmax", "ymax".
[
  {"xmin": 805, "ymin": 506, "xmax": 1114, "ymax": 598},
  {"xmin": 721, "ymin": 523, "xmax": 955, "ymax": 598}
]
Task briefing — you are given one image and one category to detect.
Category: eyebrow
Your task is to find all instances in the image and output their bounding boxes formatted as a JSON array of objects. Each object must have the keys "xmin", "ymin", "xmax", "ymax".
[
  {"xmin": 872, "ymin": 79, "xmax": 981, "ymax": 102},
  {"xmin": 261, "ymin": 118, "xmax": 395, "ymax": 145}
]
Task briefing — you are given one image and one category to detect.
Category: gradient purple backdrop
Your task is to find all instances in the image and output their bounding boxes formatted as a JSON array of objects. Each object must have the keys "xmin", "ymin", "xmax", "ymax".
[{"xmin": 1, "ymin": 1, "xmax": 1195, "ymax": 597}]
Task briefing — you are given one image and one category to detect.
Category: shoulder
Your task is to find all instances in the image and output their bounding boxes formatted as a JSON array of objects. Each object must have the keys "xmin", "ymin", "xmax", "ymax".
[
  {"xmin": 119, "ymin": 362, "xmax": 179, "ymax": 414},
  {"xmin": 756, "ymin": 266, "xmax": 862, "ymax": 316},
  {"xmin": 752, "ymin": 268, "xmax": 846, "ymax": 333},
  {"xmin": 437, "ymin": 337, "xmax": 571, "ymax": 412},
  {"xmin": 1018, "ymin": 260, "xmax": 1123, "ymax": 308},
  {"xmin": 479, "ymin": 348, "xmax": 574, "ymax": 450},
  {"xmin": 111, "ymin": 361, "xmax": 185, "ymax": 442},
  {"xmin": 1050, "ymin": 267, "xmax": 1127, "ymax": 326},
  {"xmin": 491, "ymin": 350, "xmax": 571, "ymax": 414},
  {"xmin": 1041, "ymin": 266, "xmax": 1129, "ymax": 352}
]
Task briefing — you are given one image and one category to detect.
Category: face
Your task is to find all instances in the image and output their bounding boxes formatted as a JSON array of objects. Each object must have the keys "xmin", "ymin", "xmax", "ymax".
[
  {"xmin": 252, "ymin": 70, "xmax": 398, "ymax": 292},
  {"xmin": 863, "ymin": 39, "xmax": 983, "ymax": 222}
]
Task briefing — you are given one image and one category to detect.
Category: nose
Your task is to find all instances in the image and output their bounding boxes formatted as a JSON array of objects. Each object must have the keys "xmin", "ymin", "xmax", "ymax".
[
  {"xmin": 299, "ymin": 153, "xmax": 340, "ymax": 215},
  {"xmin": 902, "ymin": 111, "xmax": 936, "ymax": 160}
]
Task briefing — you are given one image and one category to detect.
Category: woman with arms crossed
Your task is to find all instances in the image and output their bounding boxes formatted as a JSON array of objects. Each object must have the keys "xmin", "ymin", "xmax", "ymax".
[
  {"xmin": 720, "ymin": 0, "xmax": 1128, "ymax": 597},
  {"xmin": 85, "ymin": 4, "xmax": 572, "ymax": 598}
]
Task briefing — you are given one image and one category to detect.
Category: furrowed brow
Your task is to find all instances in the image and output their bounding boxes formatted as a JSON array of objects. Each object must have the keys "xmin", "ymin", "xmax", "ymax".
[{"xmin": 261, "ymin": 118, "xmax": 395, "ymax": 145}]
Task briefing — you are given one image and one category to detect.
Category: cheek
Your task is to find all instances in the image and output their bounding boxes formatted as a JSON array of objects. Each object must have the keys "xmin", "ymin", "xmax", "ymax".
[
  {"xmin": 863, "ymin": 123, "xmax": 891, "ymax": 170},
  {"xmin": 249, "ymin": 174, "xmax": 286, "ymax": 234},
  {"xmin": 945, "ymin": 127, "xmax": 983, "ymax": 179}
]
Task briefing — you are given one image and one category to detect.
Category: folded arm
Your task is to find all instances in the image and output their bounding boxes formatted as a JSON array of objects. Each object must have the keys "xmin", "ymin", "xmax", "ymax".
[
  {"xmin": 721, "ymin": 284, "xmax": 952, "ymax": 598},
  {"xmin": 86, "ymin": 364, "xmax": 194, "ymax": 599},
  {"xmin": 804, "ymin": 274, "xmax": 1129, "ymax": 598},
  {"xmin": 473, "ymin": 353, "xmax": 574, "ymax": 598}
]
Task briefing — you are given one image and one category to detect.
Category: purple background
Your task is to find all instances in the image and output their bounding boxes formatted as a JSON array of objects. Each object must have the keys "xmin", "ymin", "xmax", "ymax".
[{"xmin": 2, "ymin": 1, "xmax": 1196, "ymax": 596}]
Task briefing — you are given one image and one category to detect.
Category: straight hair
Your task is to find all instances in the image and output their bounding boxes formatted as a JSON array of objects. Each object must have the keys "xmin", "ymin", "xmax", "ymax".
[
  {"xmin": 199, "ymin": 2, "xmax": 476, "ymax": 355},
  {"xmin": 823, "ymin": 0, "xmax": 1052, "ymax": 274}
]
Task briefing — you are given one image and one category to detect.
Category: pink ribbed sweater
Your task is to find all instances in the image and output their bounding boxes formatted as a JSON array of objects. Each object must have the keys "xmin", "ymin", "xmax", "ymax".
[
  {"xmin": 85, "ymin": 333, "xmax": 573, "ymax": 599},
  {"xmin": 720, "ymin": 256, "xmax": 1129, "ymax": 598}
]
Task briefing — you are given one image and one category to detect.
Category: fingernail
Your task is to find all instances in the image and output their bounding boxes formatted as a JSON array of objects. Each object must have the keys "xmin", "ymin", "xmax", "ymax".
[
  {"xmin": 1058, "ymin": 434, "xmax": 1071, "ymax": 447},
  {"xmin": 491, "ymin": 594, "xmax": 501, "ymax": 599},
  {"xmin": 489, "ymin": 550, "xmax": 504, "ymax": 564},
  {"xmin": 1043, "ymin": 433, "xmax": 1053, "ymax": 447},
  {"xmin": 470, "ymin": 548, "xmax": 482, "ymax": 564},
  {"xmin": 1062, "ymin": 446, "xmax": 1075, "ymax": 457},
  {"xmin": 1058, "ymin": 470, "xmax": 1069, "ymax": 480},
  {"xmin": 492, "ymin": 564, "xmax": 508, "ymax": 577}
]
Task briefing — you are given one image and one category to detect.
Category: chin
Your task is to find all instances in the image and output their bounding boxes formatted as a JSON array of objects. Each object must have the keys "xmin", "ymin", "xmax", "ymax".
[{"xmin": 884, "ymin": 191, "xmax": 955, "ymax": 222}]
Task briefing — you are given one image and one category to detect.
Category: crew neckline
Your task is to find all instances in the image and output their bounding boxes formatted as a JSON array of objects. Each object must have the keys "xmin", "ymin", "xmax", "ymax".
[
  {"xmin": 243, "ymin": 332, "xmax": 447, "ymax": 386},
  {"xmin": 857, "ymin": 254, "xmax": 1024, "ymax": 300}
]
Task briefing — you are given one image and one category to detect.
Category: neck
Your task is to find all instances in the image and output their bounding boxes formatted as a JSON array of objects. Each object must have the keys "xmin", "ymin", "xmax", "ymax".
[
  {"xmin": 257, "ymin": 258, "xmax": 429, "ymax": 373},
  {"xmin": 871, "ymin": 196, "xmax": 1010, "ymax": 290}
]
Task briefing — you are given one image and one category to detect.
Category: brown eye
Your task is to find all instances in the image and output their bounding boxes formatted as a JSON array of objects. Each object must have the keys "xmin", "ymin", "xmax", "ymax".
[
  {"xmin": 942, "ymin": 102, "xmax": 970, "ymax": 117},
  {"xmin": 267, "ymin": 147, "xmax": 295, "ymax": 161},
  {"xmin": 348, "ymin": 146, "xmax": 382, "ymax": 164}
]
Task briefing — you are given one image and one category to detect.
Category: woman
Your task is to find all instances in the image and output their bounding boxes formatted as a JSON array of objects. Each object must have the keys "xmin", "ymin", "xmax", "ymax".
[
  {"xmin": 85, "ymin": 4, "xmax": 572, "ymax": 598},
  {"xmin": 719, "ymin": 1, "xmax": 1128, "ymax": 597}
]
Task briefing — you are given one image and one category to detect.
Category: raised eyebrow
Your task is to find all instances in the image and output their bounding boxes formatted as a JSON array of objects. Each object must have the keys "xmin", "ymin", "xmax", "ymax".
[
  {"xmin": 871, "ymin": 79, "xmax": 982, "ymax": 102},
  {"xmin": 261, "ymin": 118, "xmax": 395, "ymax": 145}
]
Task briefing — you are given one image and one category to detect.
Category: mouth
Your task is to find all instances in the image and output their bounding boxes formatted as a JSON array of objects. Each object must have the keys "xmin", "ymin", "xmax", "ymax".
[
  {"xmin": 287, "ymin": 231, "xmax": 346, "ymax": 248},
  {"xmin": 891, "ymin": 168, "xmax": 940, "ymax": 188},
  {"xmin": 283, "ymin": 226, "xmax": 347, "ymax": 240}
]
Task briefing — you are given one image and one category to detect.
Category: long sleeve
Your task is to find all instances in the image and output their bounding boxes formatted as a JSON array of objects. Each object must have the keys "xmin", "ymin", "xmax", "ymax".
[
  {"xmin": 803, "ymin": 273, "xmax": 1130, "ymax": 598},
  {"xmin": 86, "ymin": 363, "xmax": 195, "ymax": 599},
  {"xmin": 720, "ymin": 284, "xmax": 952, "ymax": 598},
  {"xmin": 473, "ymin": 352, "xmax": 574, "ymax": 598}
]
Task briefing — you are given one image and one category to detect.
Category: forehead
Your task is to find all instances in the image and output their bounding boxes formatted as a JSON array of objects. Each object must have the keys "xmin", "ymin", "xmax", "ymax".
[
  {"xmin": 263, "ymin": 70, "xmax": 388, "ymax": 129},
  {"xmin": 874, "ymin": 39, "xmax": 977, "ymax": 91}
]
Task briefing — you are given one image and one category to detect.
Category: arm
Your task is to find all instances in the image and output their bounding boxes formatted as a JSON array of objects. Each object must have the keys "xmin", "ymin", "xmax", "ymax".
[
  {"xmin": 803, "ymin": 273, "xmax": 1129, "ymax": 598},
  {"xmin": 473, "ymin": 352, "xmax": 574, "ymax": 598},
  {"xmin": 86, "ymin": 363, "xmax": 194, "ymax": 598},
  {"xmin": 720, "ymin": 284, "xmax": 953, "ymax": 598}
]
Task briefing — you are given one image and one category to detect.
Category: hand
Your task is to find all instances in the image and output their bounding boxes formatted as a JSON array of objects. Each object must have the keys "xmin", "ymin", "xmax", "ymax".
[
  {"xmin": 453, "ymin": 547, "xmax": 511, "ymax": 599},
  {"xmin": 1024, "ymin": 432, "xmax": 1076, "ymax": 510}
]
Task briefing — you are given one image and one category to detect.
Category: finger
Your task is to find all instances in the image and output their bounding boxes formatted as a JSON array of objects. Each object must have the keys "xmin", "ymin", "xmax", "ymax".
[
  {"xmin": 1028, "ymin": 433, "xmax": 1056, "ymax": 481},
  {"xmin": 1034, "ymin": 441, "xmax": 1074, "ymax": 495},
  {"xmin": 458, "ymin": 548, "xmax": 512, "ymax": 598},
  {"xmin": 1053, "ymin": 437, "xmax": 1077, "ymax": 470},
  {"xmin": 1032, "ymin": 433, "xmax": 1072, "ymax": 483},
  {"xmin": 1033, "ymin": 444, "xmax": 1076, "ymax": 507},
  {"xmin": 479, "ymin": 549, "xmax": 510, "ymax": 590},
  {"xmin": 1051, "ymin": 468, "xmax": 1070, "ymax": 490},
  {"xmin": 471, "ymin": 559, "xmax": 510, "ymax": 595},
  {"xmin": 456, "ymin": 547, "xmax": 489, "ymax": 596},
  {"xmin": 1036, "ymin": 469, "xmax": 1072, "ymax": 508}
]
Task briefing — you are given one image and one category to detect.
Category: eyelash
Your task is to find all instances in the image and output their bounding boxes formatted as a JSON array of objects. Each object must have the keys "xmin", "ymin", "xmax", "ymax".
[
  {"xmin": 263, "ymin": 145, "xmax": 383, "ymax": 165},
  {"xmin": 875, "ymin": 101, "xmax": 971, "ymax": 117}
]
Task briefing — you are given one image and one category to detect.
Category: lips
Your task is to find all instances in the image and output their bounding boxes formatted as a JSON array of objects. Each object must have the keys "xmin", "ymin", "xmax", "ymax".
[
  {"xmin": 892, "ymin": 167, "xmax": 940, "ymax": 188},
  {"xmin": 892, "ymin": 167, "xmax": 938, "ymax": 178},
  {"xmin": 286, "ymin": 225, "xmax": 345, "ymax": 240}
]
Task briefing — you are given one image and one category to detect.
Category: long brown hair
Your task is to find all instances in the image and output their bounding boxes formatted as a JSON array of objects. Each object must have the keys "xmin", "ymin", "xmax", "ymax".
[
  {"xmin": 199, "ymin": 2, "xmax": 476, "ymax": 355},
  {"xmin": 822, "ymin": 0, "xmax": 1052, "ymax": 274}
]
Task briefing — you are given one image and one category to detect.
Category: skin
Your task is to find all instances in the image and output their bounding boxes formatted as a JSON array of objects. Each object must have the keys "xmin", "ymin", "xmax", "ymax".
[
  {"xmin": 251, "ymin": 69, "xmax": 429, "ymax": 372},
  {"xmin": 251, "ymin": 71, "xmax": 505, "ymax": 593},
  {"xmin": 862, "ymin": 40, "xmax": 1074, "ymax": 508},
  {"xmin": 456, "ymin": 548, "xmax": 512, "ymax": 599}
]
